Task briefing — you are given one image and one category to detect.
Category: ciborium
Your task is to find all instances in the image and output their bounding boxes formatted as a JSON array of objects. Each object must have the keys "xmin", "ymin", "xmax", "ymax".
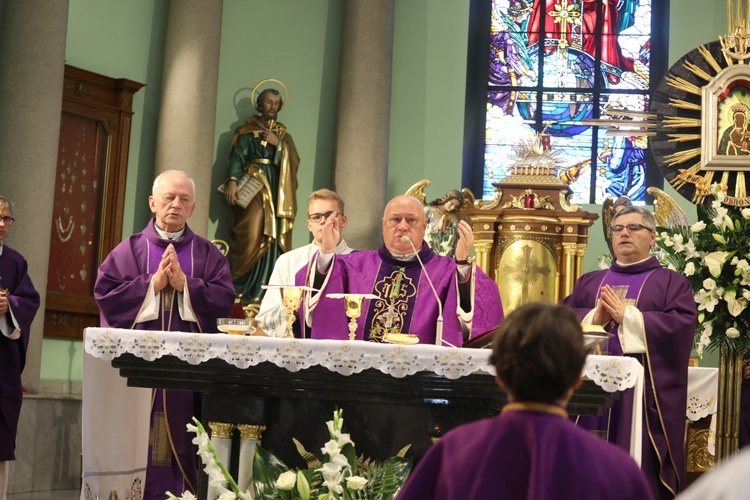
[
  {"xmin": 327, "ymin": 293, "xmax": 378, "ymax": 340},
  {"xmin": 262, "ymin": 285, "xmax": 314, "ymax": 338}
]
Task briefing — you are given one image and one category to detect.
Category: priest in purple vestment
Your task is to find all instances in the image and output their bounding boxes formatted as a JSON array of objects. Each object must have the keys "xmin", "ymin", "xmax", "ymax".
[
  {"xmin": 0, "ymin": 197, "xmax": 40, "ymax": 498},
  {"xmin": 94, "ymin": 170, "xmax": 235, "ymax": 500},
  {"xmin": 398, "ymin": 302, "xmax": 653, "ymax": 500},
  {"xmin": 301, "ymin": 195, "xmax": 503, "ymax": 346},
  {"xmin": 561, "ymin": 205, "xmax": 697, "ymax": 499}
]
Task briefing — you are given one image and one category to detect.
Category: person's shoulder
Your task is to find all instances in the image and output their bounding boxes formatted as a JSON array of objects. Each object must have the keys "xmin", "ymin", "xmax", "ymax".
[{"xmin": 1, "ymin": 244, "xmax": 24, "ymax": 260}]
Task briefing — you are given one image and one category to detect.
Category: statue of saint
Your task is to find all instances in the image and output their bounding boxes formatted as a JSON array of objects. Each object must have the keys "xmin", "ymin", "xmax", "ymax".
[{"xmin": 222, "ymin": 85, "xmax": 300, "ymax": 314}]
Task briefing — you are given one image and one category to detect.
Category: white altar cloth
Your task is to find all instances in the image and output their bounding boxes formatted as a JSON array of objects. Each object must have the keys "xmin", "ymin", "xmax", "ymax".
[{"xmin": 81, "ymin": 327, "xmax": 645, "ymax": 499}]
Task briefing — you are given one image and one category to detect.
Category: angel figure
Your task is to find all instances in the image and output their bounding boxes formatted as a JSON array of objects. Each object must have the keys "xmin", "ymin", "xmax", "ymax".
[
  {"xmin": 404, "ymin": 180, "xmax": 474, "ymax": 258},
  {"xmin": 601, "ymin": 195, "xmax": 633, "ymax": 258}
]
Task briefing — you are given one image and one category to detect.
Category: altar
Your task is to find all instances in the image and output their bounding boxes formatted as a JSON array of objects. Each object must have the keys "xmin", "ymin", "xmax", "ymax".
[{"xmin": 81, "ymin": 327, "xmax": 644, "ymax": 500}]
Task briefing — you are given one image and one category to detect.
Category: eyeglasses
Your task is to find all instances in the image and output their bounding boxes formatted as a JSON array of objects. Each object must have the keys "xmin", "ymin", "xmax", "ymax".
[
  {"xmin": 385, "ymin": 216, "xmax": 421, "ymax": 227},
  {"xmin": 307, "ymin": 211, "xmax": 343, "ymax": 222},
  {"xmin": 611, "ymin": 223, "xmax": 653, "ymax": 233},
  {"xmin": 0, "ymin": 216, "xmax": 14, "ymax": 225}
]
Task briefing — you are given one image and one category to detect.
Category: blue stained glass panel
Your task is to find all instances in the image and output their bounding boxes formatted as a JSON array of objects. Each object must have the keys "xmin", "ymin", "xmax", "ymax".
[{"xmin": 484, "ymin": 0, "xmax": 653, "ymax": 204}]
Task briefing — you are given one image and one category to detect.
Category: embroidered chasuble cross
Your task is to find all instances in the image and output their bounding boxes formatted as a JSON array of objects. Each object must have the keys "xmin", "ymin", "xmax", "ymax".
[{"xmin": 369, "ymin": 267, "xmax": 417, "ymax": 342}]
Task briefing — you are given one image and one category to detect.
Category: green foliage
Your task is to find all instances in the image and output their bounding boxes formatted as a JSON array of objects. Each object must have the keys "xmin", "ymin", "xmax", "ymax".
[{"xmin": 252, "ymin": 409, "xmax": 413, "ymax": 500}]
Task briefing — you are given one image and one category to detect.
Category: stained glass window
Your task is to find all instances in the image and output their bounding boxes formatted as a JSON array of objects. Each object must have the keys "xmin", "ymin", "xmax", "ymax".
[{"xmin": 476, "ymin": 0, "xmax": 663, "ymax": 204}]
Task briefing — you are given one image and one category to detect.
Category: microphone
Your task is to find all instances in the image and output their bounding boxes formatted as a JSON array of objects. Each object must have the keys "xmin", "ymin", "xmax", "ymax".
[{"xmin": 400, "ymin": 235, "xmax": 444, "ymax": 346}]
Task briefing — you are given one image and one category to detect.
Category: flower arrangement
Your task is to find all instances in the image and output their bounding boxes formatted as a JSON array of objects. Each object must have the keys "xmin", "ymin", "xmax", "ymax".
[
  {"xmin": 654, "ymin": 188, "xmax": 750, "ymax": 356},
  {"xmin": 253, "ymin": 408, "xmax": 412, "ymax": 499},
  {"xmin": 168, "ymin": 409, "xmax": 412, "ymax": 500},
  {"xmin": 166, "ymin": 419, "xmax": 250, "ymax": 500}
]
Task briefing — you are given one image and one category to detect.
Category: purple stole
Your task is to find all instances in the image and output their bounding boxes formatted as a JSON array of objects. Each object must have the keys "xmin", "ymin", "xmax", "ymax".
[
  {"xmin": 361, "ymin": 246, "xmax": 426, "ymax": 341},
  {"xmin": 594, "ymin": 266, "xmax": 657, "ymax": 355}
]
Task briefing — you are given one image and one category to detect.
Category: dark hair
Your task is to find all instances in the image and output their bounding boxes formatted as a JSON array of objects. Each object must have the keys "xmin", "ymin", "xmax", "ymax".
[
  {"xmin": 256, "ymin": 88, "xmax": 283, "ymax": 109},
  {"xmin": 612, "ymin": 205, "xmax": 656, "ymax": 231},
  {"xmin": 427, "ymin": 189, "xmax": 463, "ymax": 208},
  {"xmin": 490, "ymin": 302, "xmax": 586, "ymax": 403}
]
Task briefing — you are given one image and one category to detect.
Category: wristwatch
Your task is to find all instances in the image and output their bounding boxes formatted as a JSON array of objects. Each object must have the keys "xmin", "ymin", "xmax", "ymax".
[{"xmin": 455, "ymin": 256, "xmax": 473, "ymax": 266}]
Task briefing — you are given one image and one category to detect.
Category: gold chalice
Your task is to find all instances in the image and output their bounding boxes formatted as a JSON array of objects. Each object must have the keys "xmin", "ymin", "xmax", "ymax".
[
  {"xmin": 344, "ymin": 295, "xmax": 365, "ymax": 341},
  {"xmin": 280, "ymin": 286, "xmax": 305, "ymax": 338},
  {"xmin": 261, "ymin": 285, "xmax": 315, "ymax": 339},
  {"xmin": 327, "ymin": 293, "xmax": 378, "ymax": 340}
]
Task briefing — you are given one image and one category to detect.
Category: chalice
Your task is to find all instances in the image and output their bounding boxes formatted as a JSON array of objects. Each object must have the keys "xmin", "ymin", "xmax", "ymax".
[
  {"xmin": 263, "ymin": 285, "xmax": 314, "ymax": 338},
  {"xmin": 327, "ymin": 293, "xmax": 378, "ymax": 340}
]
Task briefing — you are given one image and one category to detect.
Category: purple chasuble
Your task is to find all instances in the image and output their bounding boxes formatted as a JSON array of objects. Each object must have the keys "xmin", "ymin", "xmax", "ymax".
[
  {"xmin": 94, "ymin": 219, "xmax": 235, "ymax": 498},
  {"xmin": 303, "ymin": 242, "xmax": 503, "ymax": 346},
  {"xmin": 399, "ymin": 406, "xmax": 654, "ymax": 500},
  {"xmin": 0, "ymin": 246, "xmax": 40, "ymax": 461},
  {"xmin": 561, "ymin": 256, "xmax": 697, "ymax": 498}
]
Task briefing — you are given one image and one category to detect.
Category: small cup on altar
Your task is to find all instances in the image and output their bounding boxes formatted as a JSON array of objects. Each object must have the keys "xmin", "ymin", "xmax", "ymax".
[
  {"xmin": 217, "ymin": 318, "xmax": 256, "ymax": 335},
  {"xmin": 327, "ymin": 293, "xmax": 378, "ymax": 340}
]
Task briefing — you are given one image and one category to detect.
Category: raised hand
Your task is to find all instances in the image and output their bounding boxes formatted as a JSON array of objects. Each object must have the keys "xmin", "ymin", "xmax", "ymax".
[
  {"xmin": 319, "ymin": 212, "xmax": 340, "ymax": 254},
  {"xmin": 454, "ymin": 220, "xmax": 474, "ymax": 262}
]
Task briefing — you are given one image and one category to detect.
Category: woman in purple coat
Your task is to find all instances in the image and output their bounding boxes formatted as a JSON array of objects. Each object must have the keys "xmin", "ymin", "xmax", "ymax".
[{"xmin": 398, "ymin": 302, "xmax": 653, "ymax": 500}]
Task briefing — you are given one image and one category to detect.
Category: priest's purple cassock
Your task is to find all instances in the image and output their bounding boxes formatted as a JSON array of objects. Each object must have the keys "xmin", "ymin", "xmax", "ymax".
[
  {"xmin": 398, "ymin": 407, "xmax": 655, "ymax": 500},
  {"xmin": 94, "ymin": 220, "xmax": 235, "ymax": 498},
  {"xmin": 0, "ymin": 245, "xmax": 40, "ymax": 462},
  {"xmin": 561, "ymin": 256, "xmax": 697, "ymax": 498},
  {"xmin": 300, "ymin": 242, "xmax": 503, "ymax": 346}
]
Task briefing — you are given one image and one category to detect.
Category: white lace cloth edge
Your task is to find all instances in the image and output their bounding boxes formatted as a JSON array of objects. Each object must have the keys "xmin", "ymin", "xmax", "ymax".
[{"xmin": 83, "ymin": 327, "xmax": 641, "ymax": 391}]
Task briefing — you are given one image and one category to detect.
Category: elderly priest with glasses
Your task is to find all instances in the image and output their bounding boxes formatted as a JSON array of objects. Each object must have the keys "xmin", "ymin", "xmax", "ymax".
[
  {"xmin": 301, "ymin": 195, "xmax": 503, "ymax": 346},
  {"xmin": 561, "ymin": 205, "xmax": 697, "ymax": 499}
]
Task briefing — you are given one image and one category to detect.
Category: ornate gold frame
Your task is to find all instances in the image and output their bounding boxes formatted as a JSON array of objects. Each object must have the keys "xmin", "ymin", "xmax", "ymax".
[{"xmin": 701, "ymin": 64, "xmax": 750, "ymax": 171}]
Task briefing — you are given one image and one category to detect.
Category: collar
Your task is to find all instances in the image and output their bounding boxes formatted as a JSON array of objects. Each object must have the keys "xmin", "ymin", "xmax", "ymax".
[
  {"xmin": 153, "ymin": 224, "xmax": 186, "ymax": 241},
  {"xmin": 501, "ymin": 401, "xmax": 568, "ymax": 419},
  {"xmin": 615, "ymin": 255, "xmax": 653, "ymax": 267}
]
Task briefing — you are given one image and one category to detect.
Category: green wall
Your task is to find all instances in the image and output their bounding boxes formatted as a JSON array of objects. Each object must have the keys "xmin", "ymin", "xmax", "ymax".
[{"xmin": 40, "ymin": 0, "xmax": 726, "ymax": 383}]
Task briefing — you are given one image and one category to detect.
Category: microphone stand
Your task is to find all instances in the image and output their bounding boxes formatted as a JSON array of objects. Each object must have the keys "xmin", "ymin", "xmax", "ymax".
[{"xmin": 402, "ymin": 236, "xmax": 443, "ymax": 346}]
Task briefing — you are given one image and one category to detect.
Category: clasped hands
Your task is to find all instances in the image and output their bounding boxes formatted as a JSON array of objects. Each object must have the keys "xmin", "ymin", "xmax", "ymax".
[
  {"xmin": 593, "ymin": 285, "xmax": 625, "ymax": 327},
  {"xmin": 153, "ymin": 244, "xmax": 186, "ymax": 293}
]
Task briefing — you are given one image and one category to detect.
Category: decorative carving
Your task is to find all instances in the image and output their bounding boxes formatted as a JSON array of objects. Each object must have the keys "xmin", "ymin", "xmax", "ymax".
[
  {"xmin": 559, "ymin": 190, "xmax": 581, "ymax": 212},
  {"xmin": 208, "ymin": 421, "xmax": 235, "ymax": 439},
  {"xmin": 500, "ymin": 189, "xmax": 555, "ymax": 210},
  {"xmin": 47, "ymin": 311, "xmax": 78, "ymax": 328},
  {"xmin": 45, "ymin": 66, "xmax": 144, "ymax": 340},
  {"xmin": 686, "ymin": 427, "xmax": 716, "ymax": 472},
  {"xmin": 237, "ymin": 423, "xmax": 267, "ymax": 441}
]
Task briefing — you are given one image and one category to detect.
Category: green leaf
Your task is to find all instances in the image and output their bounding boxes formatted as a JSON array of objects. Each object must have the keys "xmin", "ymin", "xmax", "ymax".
[
  {"xmin": 253, "ymin": 445, "xmax": 291, "ymax": 499},
  {"xmin": 360, "ymin": 457, "xmax": 413, "ymax": 499}
]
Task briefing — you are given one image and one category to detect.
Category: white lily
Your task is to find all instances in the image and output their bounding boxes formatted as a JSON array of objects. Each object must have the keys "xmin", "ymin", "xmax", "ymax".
[{"xmin": 705, "ymin": 251, "xmax": 731, "ymax": 278}]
